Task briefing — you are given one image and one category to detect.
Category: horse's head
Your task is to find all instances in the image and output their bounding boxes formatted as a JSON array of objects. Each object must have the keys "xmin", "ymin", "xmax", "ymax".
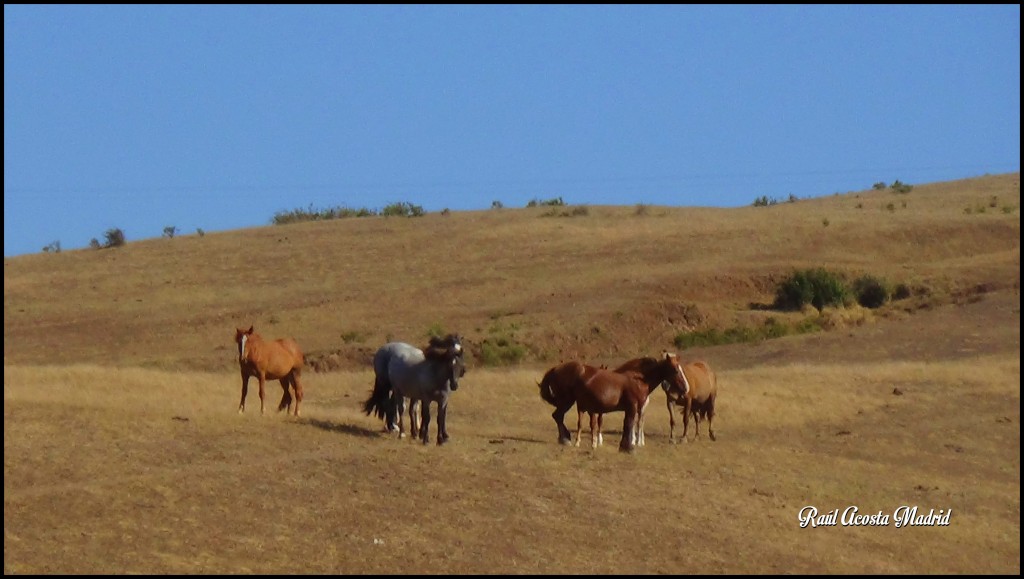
[
  {"xmin": 235, "ymin": 325, "xmax": 255, "ymax": 363},
  {"xmin": 662, "ymin": 351, "xmax": 690, "ymax": 397},
  {"xmin": 426, "ymin": 333, "xmax": 467, "ymax": 379},
  {"xmin": 448, "ymin": 350, "xmax": 467, "ymax": 391}
]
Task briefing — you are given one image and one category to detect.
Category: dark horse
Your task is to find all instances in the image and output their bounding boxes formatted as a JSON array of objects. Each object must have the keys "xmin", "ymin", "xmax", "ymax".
[
  {"xmin": 363, "ymin": 335, "xmax": 466, "ymax": 445},
  {"xmin": 538, "ymin": 352, "xmax": 687, "ymax": 450},
  {"xmin": 538, "ymin": 361, "xmax": 649, "ymax": 452},
  {"xmin": 235, "ymin": 326, "xmax": 306, "ymax": 417}
]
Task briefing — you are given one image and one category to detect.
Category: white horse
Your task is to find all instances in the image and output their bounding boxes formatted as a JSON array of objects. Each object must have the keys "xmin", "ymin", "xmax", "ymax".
[{"xmin": 362, "ymin": 335, "xmax": 465, "ymax": 445}]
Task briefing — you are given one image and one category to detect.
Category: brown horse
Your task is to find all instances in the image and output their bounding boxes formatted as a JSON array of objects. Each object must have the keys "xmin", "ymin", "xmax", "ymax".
[
  {"xmin": 573, "ymin": 352, "xmax": 689, "ymax": 447},
  {"xmin": 661, "ymin": 360, "xmax": 718, "ymax": 442},
  {"xmin": 235, "ymin": 326, "xmax": 306, "ymax": 417},
  {"xmin": 538, "ymin": 353, "xmax": 685, "ymax": 451}
]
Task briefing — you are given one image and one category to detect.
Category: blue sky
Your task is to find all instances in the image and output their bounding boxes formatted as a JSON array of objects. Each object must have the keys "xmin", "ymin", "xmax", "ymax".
[{"xmin": 4, "ymin": 5, "xmax": 1020, "ymax": 257}]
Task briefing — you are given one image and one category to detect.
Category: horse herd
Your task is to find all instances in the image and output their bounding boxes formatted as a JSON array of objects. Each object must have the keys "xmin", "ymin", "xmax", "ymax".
[{"xmin": 235, "ymin": 326, "xmax": 718, "ymax": 452}]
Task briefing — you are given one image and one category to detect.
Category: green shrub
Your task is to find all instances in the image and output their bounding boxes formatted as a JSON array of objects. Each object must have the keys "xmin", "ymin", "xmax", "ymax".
[
  {"xmin": 42, "ymin": 240, "xmax": 61, "ymax": 253},
  {"xmin": 852, "ymin": 275, "xmax": 890, "ymax": 308},
  {"xmin": 672, "ymin": 316, "xmax": 821, "ymax": 349},
  {"xmin": 753, "ymin": 195, "xmax": 778, "ymax": 207},
  {"xmin": 381, "ymin": 201, "xmax": 425, "ymax": 217},
  {"xmin": 774, "ymin": 268, "xmax": 850, "ymax": 311},
  {"xmin": 892, "ymin": 283, "xmax": 912, "ymax": 301},
  {"xmin": 425, "ymin": 322, "xmax": 446, "ymax": 338},
  {"xmin": 890, "ymin": 180, "xmax": 913, "ymax": 194},
  {"xmin": 763, "ymin": 317, "xmax": 790, "ymax": 339},
  {"xmin": 272, "ymin": 204, "xmax": 378, "ymax": 225},
  {"xmin": 872, "ymin": 182, "xmax": 887, "ymax": 190},
  {"xmin": 339, "ymin": 331, "xmax": 365, "ymax": 344},
  {"xmin": 103, "ymin": 228, "xmax": 126, "ymax": 248},
  {"xmin": 163, "ymin": 226, "xmax": 178, "ymax": 239},
  {"xmin": 479, "ymin": 337, "xmax": 526, "ymax": 366},
  {"xmin": 527, "ymin": 196, "xmax": 566, "ymax": 208}
]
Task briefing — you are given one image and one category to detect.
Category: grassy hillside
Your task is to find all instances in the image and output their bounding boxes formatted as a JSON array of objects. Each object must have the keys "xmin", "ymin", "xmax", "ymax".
[
  {"xmin": 3, "ymin": 172, "xmax": 1020, "ymax": 574},
  {"xmin": 3, "ymin": 173, "xmax": 1019, "ymax": 372}
]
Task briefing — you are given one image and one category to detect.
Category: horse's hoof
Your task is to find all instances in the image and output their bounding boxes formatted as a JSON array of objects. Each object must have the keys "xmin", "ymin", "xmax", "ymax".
[
  {"xmin": 709, "ymin": 433, "xmax": 717, "ymax": 441},
  {"xmin": 436, "ymin": 439, "xmax": 447, "ymax": 446},
  {"xmin": 558, "ymin": 437, "xmax": 572, "ymax": 446}
]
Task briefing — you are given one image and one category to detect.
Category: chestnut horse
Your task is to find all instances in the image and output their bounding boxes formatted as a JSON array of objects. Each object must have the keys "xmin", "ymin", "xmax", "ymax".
[
  {"xmin": 235, "ymin": 326, "xmax": 306, "ymax": 417},
  {"xmin": 572, "ymin": 352, "xmax": 689, "ymax": 448},
  {"xmin": 661, "ymin": 360, "xmax": 718, "ymax": 442},
  {"xmin": 538, "ymin": 352, "xmax": 685, "ymax": 451}
]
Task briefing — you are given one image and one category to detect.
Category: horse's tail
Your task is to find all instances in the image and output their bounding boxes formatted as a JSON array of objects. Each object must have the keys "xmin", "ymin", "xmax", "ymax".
[
  {"xmin": 537, "ymin": 368, "xmax": 560, "ymax": 407},
  {"xmin": 363, "ymin": 349, "xmax": 394, "ymax": 420}
]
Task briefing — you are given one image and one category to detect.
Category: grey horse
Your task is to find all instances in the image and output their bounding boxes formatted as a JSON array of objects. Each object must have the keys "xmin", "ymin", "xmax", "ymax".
[{"xmin": 362, "ymin": 335, "xmax": 466, "ymax": 445}]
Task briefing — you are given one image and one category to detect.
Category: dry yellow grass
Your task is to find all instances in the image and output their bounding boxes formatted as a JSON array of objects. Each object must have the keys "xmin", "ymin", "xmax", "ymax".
[
  {"xmin": 3, "ymin": 353, "xmax": 1019, "ymax": 574},
  {"xmin": 3, "ymin": 172, "xmax": 1021, "ymax": 573}
]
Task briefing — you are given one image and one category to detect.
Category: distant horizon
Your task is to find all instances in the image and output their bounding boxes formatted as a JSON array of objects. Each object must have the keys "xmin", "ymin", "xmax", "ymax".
[
  {"xmin": 10, "ymin": 169, "xmax": 1017, "ymax": 258},
  {"xmin": 5, "ymin": 5, "xmax": 1019, "ymax": 257}
]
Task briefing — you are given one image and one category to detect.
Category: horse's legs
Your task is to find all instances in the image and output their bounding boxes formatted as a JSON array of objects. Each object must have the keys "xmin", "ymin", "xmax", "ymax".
[
  {"xmin": 666, "ymin": 397, "xmax": 677, "ymax": 443},
  {"xmin": 291, "ymin": 368, "xmax": 304, "ymax": 417},
  {"xmin": 277, "ymin": 377, "xmax": 293, "ymax": 414},
  {"xmin": 693, "ymin": 404, "xmax": 703, "ymax": 440},
  {"xmin": 238, "ymin": 371, "xmax": 250, "ymax": 414},
  {"xmin": 394, "ymin": 395, "xmax": 407, "ymax": 438},
  {"xmin": 619, "ymin": 407, "xmax": 637, "ymax": 452},
  {"xmin": 597, "ymin": 413, "xmax": 604, "ymax": 446},
  {"xmin": 589, "ymin": 412, "xmax": 600, "ymax": 449},
  {"xmin": 436, "ymin": 401, "xmax": 450, "ymax": 445},
  {"xmin": 574, "ymin": 408, "xmax": 585, "ymax": 447},
  {"xmin": 552, "ymin": 403, "xmax": 573, "ymax": 445},
  {"xmin": 707, "ymin": 397, "xmax": 717, "ymax": 442},
  {"xmin": 408, "ymin": 399, "xmax": 420, "ymax": 439},
  {"xmin": 681, "ymin": 399, "xmax": 692, "ymax": 442},
  {"xmin": 419, "ymin": 401, "xmax": 432, "ymax": 445},
  {"xmin": 257, "ymin": 373, "xmax": 267, "ymax": 416},
  {"xmin": 637, "ymin": 396, "xmax": 650, "ymax": 447}
]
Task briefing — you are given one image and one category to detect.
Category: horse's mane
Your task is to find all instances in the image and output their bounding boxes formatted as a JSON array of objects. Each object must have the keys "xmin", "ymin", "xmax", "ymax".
[
  {"xmin": 614, "ymin": 356, "xmax": 658, "ymax": 373},
  {"xmin": 423, "ymin": 333, "xmax": 463, "ymax": 360}
]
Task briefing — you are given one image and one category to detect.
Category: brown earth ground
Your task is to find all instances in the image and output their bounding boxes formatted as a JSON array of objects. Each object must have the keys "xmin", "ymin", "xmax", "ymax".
[{"xmin": 3, "ymin": 173, "xmax": 1020, "ymax": 573}]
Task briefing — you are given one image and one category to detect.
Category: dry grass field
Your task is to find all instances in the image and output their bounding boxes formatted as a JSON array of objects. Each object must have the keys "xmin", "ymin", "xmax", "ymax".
[{"xmin": 4, "ymin": 173, "xmax": 1021, "ymax": 574}]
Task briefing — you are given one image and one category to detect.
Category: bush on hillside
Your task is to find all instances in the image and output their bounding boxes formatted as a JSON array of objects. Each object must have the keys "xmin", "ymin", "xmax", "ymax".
[
  {"xmin": 774, "ymin": 268, "xmax": 850, "ymax": 311},
  {"xmin": 852, "ymin": 275, "xmax": 890, "ymax": 309}
]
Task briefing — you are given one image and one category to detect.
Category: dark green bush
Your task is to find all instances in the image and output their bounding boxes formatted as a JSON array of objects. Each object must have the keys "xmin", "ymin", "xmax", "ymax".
[
  {"xmin": 103, "ymin": 228, "xmax": 126, "ymax": 248},
  {"xmin": 852, "ymin": 275, "xmax": 890, "ymax": 308},
  {"xmin": 753, "ymin": 195, "xmax": 779, "ymax": 207},
  {"xmin": 527, "ymin": 196, "xmax": 566, "ymax": 208},
  {"xmin": 381, "ymin": 201, "xmax": 425, "ymax": 217},
  {"xmin": 890, "ymin": 180, "xmax": 913, "ymax": 194},
  {"xmin": 479, "ymin": 337, "xmax": 526, "ymax": 366},
  {"xmin": 892, "ymin": 283, "xmax": 912, "ymax": 301},
  {"xmin": 774, "ymin": 268, "xmax": 850, "ymax": 311},
  {"xmin": 273, "ymin": 204, "xmax": 378, "ymax": 225}
]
